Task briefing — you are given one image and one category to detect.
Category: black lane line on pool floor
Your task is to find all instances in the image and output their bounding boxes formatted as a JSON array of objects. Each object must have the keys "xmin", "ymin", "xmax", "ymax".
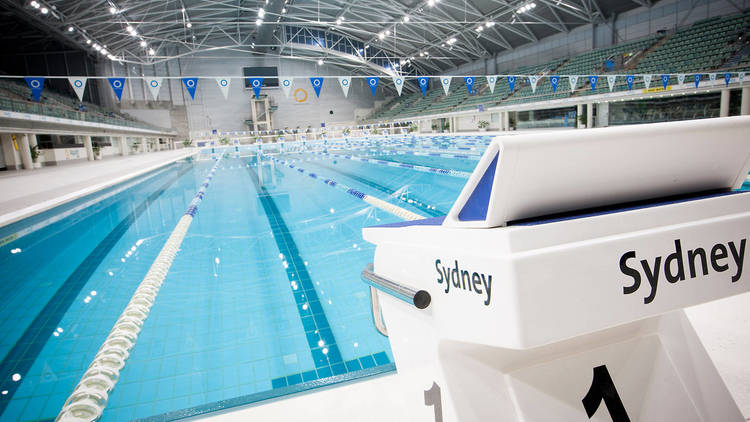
[{"xmin": 0, "ymin": 163, "xmax": 194, "ymax": 416}]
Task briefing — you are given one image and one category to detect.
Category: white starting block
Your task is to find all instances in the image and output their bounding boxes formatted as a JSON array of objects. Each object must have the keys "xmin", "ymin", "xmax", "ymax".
[{"xmin": 362, "ymin": 116, "xmax": 750, "ymax": 422}]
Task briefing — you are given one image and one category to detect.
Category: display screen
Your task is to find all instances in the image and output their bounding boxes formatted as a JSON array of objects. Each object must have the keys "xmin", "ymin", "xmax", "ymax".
[{"xmin": 243, "ymin": 67, "xmax": 279, "ymax": 88}]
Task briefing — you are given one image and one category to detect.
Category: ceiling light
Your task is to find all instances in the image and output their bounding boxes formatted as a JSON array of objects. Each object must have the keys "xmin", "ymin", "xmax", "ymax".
[
  {"xmin": 131, "ymin": 30, "xmax": 138, "ymax": 37},
  {"xmin": 385, "ymin": 30, "xmax": 390, "ymax": 35},
  {"xmin": 101, "ymin": 49, "xmax": 108, "ymax": 55},
  {"xmin": 476, "ymin": 26, "xmax": 483, "ymax": 32},
  {"xmin": 109, "ymin": 6, "xmax": 116, "ymax": 14},
  {"xmin": 485, "ymin": 21, "xmax": 494, "ymax": 27},
  {"xmin": 447, "ymin": 37, "xmax": 457, "ymax": 44},
  {"xmin": 336, "ymin": 17, "xmax": 342, "ymax": 24},
  {"xmin": 107, "ymin": 54, "xmax": 115, "ymax": 60},
  {"xmin": 148, "ymin": 48, "xmax": 155, "ymax": 55},
  {"xmin": 258, "ymin": 8, "xmax": 265, "ymax": 17},
  {"xmin": 365, "ymin": 45, "xmax": 369, "ymax": 49},
  {"xmin": 410, "ymin": 56, "xmax": 415, "ymax": 59},
  {"xmin": 186, "ymin": 22, "xmax": 192, "ymax": 28},
  {"xmin": 86, "ymin": 39, "xmax": 91, "ymax": 44},
  {"xmin": 140, "ymin": 40, "xmax": 147, "ymax": 47},
  {"xmin": 40, "ymin": 7, "xmax": 48, "ymax": 14},
  {"xmin": 403, "ymin": 15, "xmax": 409, "ymax": 22},
  {"xmin": 126, "ymin": 25, "xmax": 134, "ymax": 32},
  {"xmin": 30, "ymin": 1, "xmax": 39, "ymax": 7},
  {"xmin": 181, "ymin": 7, "xmax": 185, "ymax": 12},
  {"xmin": 378, "ymin": 32, "xmax": 384, "ymax": 40},
  {"xmin": 419, "ymin": 52, "xmax": 424, "ymax": 56},
  {"xmin": 282, "ymin": 7, "xmax": 286, "ymax": 13},
  {"xmin": 93, "ymin": 43, "xmax": 101, "ymax": 50},
  {"xmin": 424, "ymin": 51, "xmax": 429, "ymax": 55},
  {"xmin": 256, "ymin": 18, "xmax": 262, "ymax": 25},
  {"xmin": 67, "ymin": 26, "xmax": 74, "ymax": 32},
  {"xmin": 427, "ymin": 0, "xmax": 435, "ymax": 6},
  {"xmin": 317, "ymin": 59, "xmax": 323, "ymax": 65}
]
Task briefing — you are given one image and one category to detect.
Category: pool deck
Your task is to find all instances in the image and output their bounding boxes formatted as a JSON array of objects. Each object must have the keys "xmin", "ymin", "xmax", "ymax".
[{"xmin": 0, "ymin": 149, "xmax": 197, "ymax": 228}]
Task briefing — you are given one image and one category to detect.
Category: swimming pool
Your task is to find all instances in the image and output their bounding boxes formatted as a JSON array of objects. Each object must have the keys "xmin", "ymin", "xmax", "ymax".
[{"xmin": 0, "ymin": 134, "xmax": 491, "ymax": 421}]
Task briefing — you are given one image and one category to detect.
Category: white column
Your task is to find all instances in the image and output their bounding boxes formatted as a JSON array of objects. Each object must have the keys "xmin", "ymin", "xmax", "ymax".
[
  {"xmin": 119, "ymin": 136, "xmax": 129, "ymax": 156},
  {"xmin": 741, "ymin": 87, "xmax": 750, "ymax": 115},
  {"xmin": 82, "ymin": 135, "xmax": 94, "ymax": 161},
  {"xmin": 502, "ymin": 112, "xmax": 510, "ymax": 131},
  {"xmin": 720, "ymin": 89, "xmax": 730, "ymax": 117},
  {"xmin": 18, "ymin": 133, "xmax": 33, "ymax": 170},
  {"xmin": 576, "ymin": 104, "xmax": 583, "ymax": 128},
  {"xmin": 586, "ymin": 103, "xmax": 593, "ymax": 128},
  {"xmin": 597, "ymin": 102, "xmax": 609, "ymax": 127},
  {"xmin": 27, "ymin": 133, "xmax": 39, "ymax": 167}
]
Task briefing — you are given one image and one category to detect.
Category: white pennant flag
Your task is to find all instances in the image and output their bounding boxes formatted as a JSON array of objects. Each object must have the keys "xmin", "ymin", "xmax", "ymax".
[
  {"xmin": 709, "ymin": 73, "xmax": 717, "ymax": 83},
  {"xmin": 486, "ymin": 75, "xmax": 497, "ymax": 94},
  {"xmin": 146, "ymin": 77, "xmax": 162, "ymax": 100},
  {"xmin": 643, "ymin": 74, "xmax": 652, "ymax": 90},
  {"xmin": 568, "ymin": 75, "xmax": 579, "ymax": 92},
  {"xmin": 739, "ymin": 72, "xmax": 746, "ymax": 84},
  {"xmin": 392, "ymin": 76, "xmax": 405, "ymax": 96},
  {"xmin": 68, "ymin": 77, "xmax": 87, "ymax": 102},
  {"xmin": 677, "ymin": 74, "xmax": 686, "ymax": 87},
  {"xmin": 338, "ymin": 77, "xmax": 351, "ymax": 97},
  {"xmin": 280, "ymin": 77, "xmax": 293, "ymax": 98},
  {"xmin": 440, "ymin": 75, "xmax": 452, "ymax": 95},
  {"xmin": 529, "ymin": 75, "xmax": 539, "ymax": 93},
  {"xmin": 215, "ymin": 78, "xmax": 231, "ymax": 100},
  {"xmin": 607, "ymin": 75, "xmax": 617, "ymax": 92}
]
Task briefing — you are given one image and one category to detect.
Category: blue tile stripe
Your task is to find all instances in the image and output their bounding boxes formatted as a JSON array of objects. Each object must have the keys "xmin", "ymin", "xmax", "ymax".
[
  {"xmin": 244, "ymin": 165, "xmax": 345, "ymax": 375},
  {"xmin": 270, "ymin": 352, "xmax": 391, "ymax": 389},
  {"xmin": 0, "ymin": 163, "xmax": 194, "ymax": 417}
]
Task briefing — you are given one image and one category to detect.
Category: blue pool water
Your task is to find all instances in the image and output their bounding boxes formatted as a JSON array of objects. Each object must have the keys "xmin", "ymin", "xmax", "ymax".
[{"xmin": 0, "ymin": 135, "xmax": 487, "ymax": 422}]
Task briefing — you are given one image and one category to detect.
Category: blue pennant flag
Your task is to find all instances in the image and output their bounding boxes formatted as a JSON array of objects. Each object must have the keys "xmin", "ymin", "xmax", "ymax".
[
  {"xmin": 549, "ymin": 75, "xmax": 559, "ymax": 92},
  {"xmin": 108, "ymin": 77, "xmax": 126, "ymax": 101},
  {"xmin": 588, "ymin": 75, "xmax": 598, "ymax": 91},
  {"xmin": 507, "ymin": 75, "xmax": 516, "ymax": 92},
  {"xmin": 724, "ymin": 72, "xmax": 732, "ymax": 86},
  {"xmin": 694, "ymin": 74, "xmax": 702, "ymax": 88},
  {"xmin": 626, "ymin": 75, "xmax": 635, "ymax": 90},
  {"xmin": 418, "ymin": 77, "xmax": 429, "ymax": 96},
  {"xmin": 182, "ymin": 78, "xmax": 198, "ymax": 99},
  {"xmin": 464, "ymin": 76, "xmax": 475, "ymax": 94},
  {"xmin": 310, "ymin": 77, "xmax": 324, "ymax": 97},
  {"xmin": 661, "ymin": 74, "xmax": 670, "ymax": 89},
  {"xmin": 248, "ymin": 77, "xmax": 264, "ymax": 97},
  {"xmin": 366, "ymin": 77, "xmax": 379, "ymax": 96},
  {"xmin": 25, "ymin": 77, "xmax": 45, "ymax": 102}
]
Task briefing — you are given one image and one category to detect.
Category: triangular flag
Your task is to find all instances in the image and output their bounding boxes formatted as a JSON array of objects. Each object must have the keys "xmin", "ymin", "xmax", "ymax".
[
  {"xmin": 694, "ymin": 74, "xmax": 702, "ymax": 88},
  {"xmin": 661, "ymin": 74, "xmax": 670, "ymax": 89},
  {"xmin": 739, "ymin": 72, "xmax": 745, "ymax": 84},
  {"xmin": 68, "ymin": 77, "xmax": 87, "ymax": 102},
  {"xmin": 486, "ymin": 75, "xmax": 497, "ymax": 94},
  {"xmin": 529, "ymin": 75, "xmax": 539, "ymax": 93},
  {"xmin": 464, "ymin": 76, "xmax": 475, "ymax": 94},
  {"xmin": 709, "ymin": 73, "xmax": 717, "ymax": 83},
  {"xmin": 392, "ymin": 76, "xmax": 404, "ymax": 96},
  {"xmin": 108, "ymin": 77, "xmax": 126, "ymax": 101},
  {"xmin": 366, "ymin": 77, "xmax": 379, "ymax": 96},
  {"xmin": 25, "ymin": 77, "xmax": 45, "ymax": 102},
  {"xmin": 248, "ymin": 77, "xmax": 263, "ymax": 97},
  {"xmin": 280, "ymin": 78, "xmax": 293, "ymax": 98},
  {"xmin": 507, "ymin": 75, "xmax": 516, "ymax": 93},
  {"xmin": 310, "ymin": 77, "xmax": 323, "ymax": 97},
  {"xmin": 418, "ymin": 77, "xmax": 429, "ymax": 96},
  {"xmin": 338, "ymin": 77, "xmax": 351, "ymax": 97},
  {"xmin": 588, "ymin": 75, "xmax": 598, "ymax": 91},
  {"xmin": 146, "ymin": 77, "xmax": 162, "ymax": 100},
  {"xmin": 677, "ymin": 74, "xmax": 685, "ymax": 87},
  {"xmin": 550, "ymin": 75, "xmax": 559, "ymax": 92},
  {"xmin": 440, "ymin": 76, "xmax": 452, "ymax": 95},
  {"xmin": 216, "ymin": 78, "xmax": 231, "ymax": 100},
  {"xmin": 568, "ymin": 75, "xmax": 578, "ymax": 92},
  {"xmin": 606, "ymin": 75, "xmax": 616, "ymax": 92},
  {"xmin": 724, "ymin": 72, "xmax": 732, "ymax": 86},
  {"xmin": 626, "ymin": 75, "xmax": 634, "ymax": 90},
  {"xmin": 182, "ymin": 77, "xmax": 198, "ymax": 99},
  {"xmin": 643, "ymin": 74, "xmax": 652, "ymax": 90}
]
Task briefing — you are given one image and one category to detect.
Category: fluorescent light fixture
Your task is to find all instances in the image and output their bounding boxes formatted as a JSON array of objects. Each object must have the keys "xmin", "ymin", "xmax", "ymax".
[
  {"xmin": 186, "ymin": 22, "xmax": 192, "ymax": 28},
  {"xmin": 427, "ymin": 0, "xmax": 435, "ymax": 5},
  {"xmin": 403, "ymin": 15, "xmax": 409, "ymax": 22},
  {"xmin": 317, "ymin": 59, "xmax": 323, "ymax": 65},
  {"xmin": 67, "ymin": 26, "xmax": 74, "ymax": 32},
  {"xmin": 86, "ymin": 39, "xmax": 91, "ymax": 44},
  {"xmin": 140, "ymin": 40, "xmax": 147, "ymax": 47},
  {"xmin": 40, "ymin": 7, "xmax": 48, "ymax": 14},
  {"xmin": 378, "ymin": 32, "xmax": 384, "ymax": 40},
  {"xmin": 148, "ymin": 48, "xmax": 155, "ymax": 55},
  {"xmin": 256, "ymin": 18, "xmax": 262, "ymax": 25},
  {"xmin": 126, "ymin": 25, "xmax": 134, "ymax": 32},
  {"xmin": 385, "ymin": 30, "xmax": 390, "ymax": 35},
  {"xmin": 109, "ymin": 6, "xmax": 116, "ymax": 14},
  {"xmin": 258, "ymin": 8, "xmax": 265, "ymax": 17},
  {"xmin": 282, "ymin": 7, "xmax": 286, "ymax": 13}
]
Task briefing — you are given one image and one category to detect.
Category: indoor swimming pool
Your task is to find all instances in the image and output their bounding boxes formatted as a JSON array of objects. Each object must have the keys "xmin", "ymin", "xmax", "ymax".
[{"xmin": 0, "ymin": 134, "xmax": 494, "ymax": 422}]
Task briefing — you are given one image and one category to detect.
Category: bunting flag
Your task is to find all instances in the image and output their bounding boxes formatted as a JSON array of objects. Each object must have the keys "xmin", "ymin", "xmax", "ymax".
[
  {"xmin": 392, "ymin": 76, "xmax": 404, "ymax": 96},
  {"xmin": 464, "ymin": 76, "xmax": 475, "ymax": 94},
  {"xmin": 529, "ymin": 75, "xmax": 539, "ymax": 93},
  {"xmin": 418, "ymin": 77, "xmax": 429, "ymax": 96},
  {"xmin": 338, "ymin": 77, "xmax": 351, "ymax": 97},
  {"xmin": 643, "ymin": 74, "xmax": 652, "ymax": 90},
  {"xmin": 25, "ymin": 77, "xmax": 44, "ymax": 102},
  {"xmin": 677, "ymin": 74, "xmax": 686, "ymax": 88},
  {"xmin": 739, "ymin": 72, "xmax": 746, "ymax": 84},
  {"xmin": 108, "ymin": 77, "xmax": 126, "ymax": 101},
  {"xmin": 694, "ymin": 74, "xmax": 702, "ymax": 88},
  {"xmin": 310, "ymin": 77, "xmax": 323, "ymax": 97},
  {"xmin": 549, "ymin": 75, "xmax": 560, "ymax": 93},
  {"xmin": 216, "ymin": 78, "xmax": 231, "ymax": 100},
  {"xmin": 588, "ymin": 75, "xmax": 598, "ymax": 91},
  {"xmin": 366, "ymin": 77, "xmax": 379, "ymax": 96},
  {"xmin": 724, "ymin": 72, "xmax": 732, "ymax": 86},
  {"xmin": 507, "ymin": 75, "xmax": 516, "ymax": 93},
  {"xmin": 568, "ymin": 75, "xmax": 578, "ymax": 92},
  {"xmin": 248, "ymin": 77, "xmax": 264, "ymax": 97},
  {"xmin": 709, "ymin": 73, "xmax": 717, "ymax": 83},
  {"xmin": 440, "ymin": 75, "xmax": 452, "ymax": 95},
  {"xmin": 182, "ymin": 77, "xmax": 198, "ymax": 99},
  {"xmin": 606, "ymin": 75, "xmax": 616, "ymax": 92},
  {"xmin": 280, "ymin": 78, "xmax": 293, "ymax": 98},
  {"xmin": 146, "ymin": 77, "xmax": 162, "ymax": 100},
  {"xmin": 487, "ymin": 75, "xmax": 497, "ymax": 94},
  {"xmin": 68, "ymin": 77, "xmax": 87, "ymax": 102},
  {"xmin": 626, "ymin": 75, "xmax": 634, "ymax": 90},
  {"xmin": 661, "ymin": 74, "xmax": 670, "ymax": 89}
]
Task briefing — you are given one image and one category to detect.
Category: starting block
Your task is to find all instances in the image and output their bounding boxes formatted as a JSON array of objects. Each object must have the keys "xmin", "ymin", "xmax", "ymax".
[{"xmin": 362, "ymin": 116, "xmax": 750, "ymax": 422}]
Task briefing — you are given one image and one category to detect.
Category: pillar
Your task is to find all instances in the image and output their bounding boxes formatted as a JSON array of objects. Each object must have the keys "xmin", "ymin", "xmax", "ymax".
[
  {"xmin": 720, "ymin": 89, "xmax": 730, "ymax": 117},
  {"xmin": 502, "ymin": 111, "xmax": 510, "ymax": 131},
  {"xmin": 18, "ymin": 133, "xmax": 33, "ymax": 170},
  {"xmin": 82, "ymin": 135, "xmax": 94, "ymax": 161},
  {"xmin": 119, "ymin": 136, "xmax": 129, "ymax": 156},
  {"xmin": 576, "ymin": 104, "xmax": 583, "ymax": 128},
  {"xmin": 597, "ymin": 102, "xmax": 609, "ymax": 127},
  {"xmin": 741, "ymin": 87, "xmax": 750, "ymax": 115},
  {"xmin": 586, "ymin": 103, "xmax": 593, "ymax": 128}
]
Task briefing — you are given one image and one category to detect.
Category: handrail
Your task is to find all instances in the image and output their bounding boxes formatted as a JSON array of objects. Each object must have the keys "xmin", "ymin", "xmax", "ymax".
[{"xmin": 361, "ymin": 263, "xmax": 431, "ymax": 310}]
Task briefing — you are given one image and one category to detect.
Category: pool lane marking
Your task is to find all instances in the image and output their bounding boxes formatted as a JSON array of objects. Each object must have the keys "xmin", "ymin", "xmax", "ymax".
[
  {"xmin": 301, "ymin": 150, "xmax": 471, "ymax": 178},
  {"xmin": 0, "ymin": 163, "xmax": 194, "ymax": 417},
  {"xmin": 244, "ymin": 163, "xmax": 347, "ymax": 376}
]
